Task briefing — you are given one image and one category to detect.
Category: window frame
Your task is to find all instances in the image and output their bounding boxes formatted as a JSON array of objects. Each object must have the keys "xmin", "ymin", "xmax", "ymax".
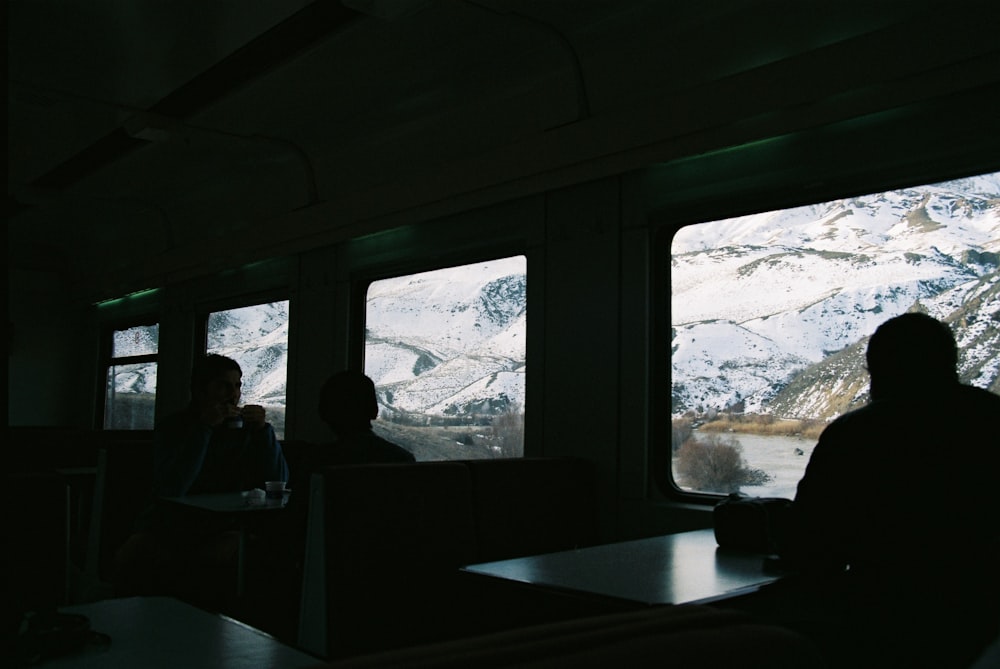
[
  {"xmin": 651, "ymin": 165, "xmax": 1000, "ymax": 503},
  {"xmin": 353, "ymin": 249, "xmax": 530, "ymax": 461},
  {"xmin": 198, "ymin": 292, "xmax": 292, "ymax": 439},
  {"xmin": 98, "ymin": 317, "xmax": 160, "ymax": 430},
  {"xmin": 195, "ymin": 289, "xmax": 290, "ymax": 353}
]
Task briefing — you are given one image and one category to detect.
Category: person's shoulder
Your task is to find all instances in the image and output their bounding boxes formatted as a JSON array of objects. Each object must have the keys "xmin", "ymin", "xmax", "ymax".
[
  {"xmin": 954, "ymin": 384, "xmax": 1000, "ymax": 408},
  {"xmin": 949, "ymin": 385, "xmax": 1000, "ymax": 436},
  {"xmin": 822, "ymin": 400, "xmax": 885, "ymax": 432},
  {"xmin": 368, "ymin": 432, "xmax": 416, "ymax": 462}
]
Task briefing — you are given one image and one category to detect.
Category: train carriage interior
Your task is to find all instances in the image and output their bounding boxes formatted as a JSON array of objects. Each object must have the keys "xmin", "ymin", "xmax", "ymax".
[{"xmin": 7, "ymin": 0, "xmax": 1000, "ymax": 666}]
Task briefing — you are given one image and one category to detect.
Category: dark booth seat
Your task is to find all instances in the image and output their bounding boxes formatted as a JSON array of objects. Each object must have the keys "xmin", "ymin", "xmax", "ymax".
[
  {"xmin": 297, "ymin": 457, "xmax": 602, "ymax": 659},
  {"xmin": 300, "ymin": 462, "xmax": 480, "ymax": 658},
  {"xmin": 7, "ymin": 427, "xmax": 155, "ymax": 606},
  {"xmin": 461, "ymin": 457, "xmax": 599, "ymax": 563}
]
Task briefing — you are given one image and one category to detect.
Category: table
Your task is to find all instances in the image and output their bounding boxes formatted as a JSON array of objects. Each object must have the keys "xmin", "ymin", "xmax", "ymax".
[
  {"xmin": 160, "ymin": 491, "xmax": 291, "ymax": 597},
  {"xmin": 161, "ymin": 490, "xmax": 291, "ymax": 513},
  {"xmin": 461, "ymin": 528, "xmax": 785, "ymax": 606},
  {"xmin": 39, "ymin": 596, "xmax": 321, "ymax": 668}
]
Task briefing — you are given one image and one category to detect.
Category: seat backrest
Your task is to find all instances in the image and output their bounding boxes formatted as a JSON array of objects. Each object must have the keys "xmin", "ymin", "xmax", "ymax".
[
  {"xmin": 5, "ymin": 472, "xmax": 66, "ymax": 621},
  {"xmin": 85, "ymin": 435, "xmax": 155, "ymax": 589},
  {"xmin": 463, "ymin": 457, "xmax": 600, "ymax": 562},
  {"xmin": 299, "ymin": 462, "xmax": 478, "ymax": 658},
  {"xmin": 277, "ymin": 439, "xmax": 315, "ymax": 494}
]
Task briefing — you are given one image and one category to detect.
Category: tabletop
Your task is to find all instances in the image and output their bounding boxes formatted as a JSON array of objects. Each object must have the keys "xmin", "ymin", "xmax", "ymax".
[
  {"xmin": 161, "ymin": 490, "xmax": 291, "ymax": 513},
  {"xmin": 462, "ymin": 528, "xmax": 785, "ymax": 606},
  {"xmin": 38, "ymin": 596, "xmax": 321, "ymax": 669}
]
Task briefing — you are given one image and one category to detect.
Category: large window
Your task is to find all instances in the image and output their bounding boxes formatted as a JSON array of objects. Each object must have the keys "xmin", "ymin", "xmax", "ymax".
[
  {"xmin": 670, "ymin": 171, "xmax": 1000, "ymax": 497},
  {"xmin": 364, "ymin": 255, "xmax": 527, "ymax": 460},
  {"xmin": 206, "ymin": 300, "xmax": 290, "ymax": 439},
  {"xmin": 104, "ymin": 323, "xmax": 159, "ymax": 429}
]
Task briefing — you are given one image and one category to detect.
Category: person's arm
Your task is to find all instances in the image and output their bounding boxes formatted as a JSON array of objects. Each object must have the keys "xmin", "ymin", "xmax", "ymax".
[
  {"xmin": 268, "ymin": 429, "xmax": 290, "ymax": 482},
  {"xmin": 780, "ymin": 425, "xmax": 850, "ymax": 574},
  {"xmin": 153, "ymin": 418, "xmax": 213, "ymax": 498},
  {"xmin": 242, "ymin": 414, "xmax": 289, "ymax": 485}
]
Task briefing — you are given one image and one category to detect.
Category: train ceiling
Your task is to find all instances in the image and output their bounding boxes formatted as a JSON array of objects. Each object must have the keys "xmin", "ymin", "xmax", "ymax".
[{"xmin": 8, "ymin": 0, "xmax": 1000, "ymax": 301}]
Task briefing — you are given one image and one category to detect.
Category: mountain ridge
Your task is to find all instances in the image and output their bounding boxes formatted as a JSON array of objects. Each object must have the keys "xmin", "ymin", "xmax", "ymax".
[{"xmin": 672, "ymin": 172, "xmax": 1000, "ymax": 420}]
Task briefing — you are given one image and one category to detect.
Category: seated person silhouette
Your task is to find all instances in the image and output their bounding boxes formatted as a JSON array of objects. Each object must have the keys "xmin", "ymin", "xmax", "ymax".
[
  {"xmin": 279, "ymin": 369, "xmax": 412, "ymax": 509},
  {"xmin": 316, "ymin": 370, "xmax": 416, "ymax": 465},
  {"xmin": 152, "ymin": 353, "xmax": 288, "ymax": 498},
  {"xmin": 283, "ymin": 369, "xmax": 414, "ymax": 534},
  {"xmin": 114, "ymin": 354, "xmax": 288, "ymax": 607},
  {"xmin": 743, "ymin": 313, "xmax": 1000, "ymax": 669},
  {"xmin": 260, "ymin": 371, "xmax": 414, "ymax": 636},
  {"xmin": 287, "ymin": 371, "xmax": 415, "ymax": 495},
  {"xmin": 275, "ymin": 370, "xmax": 414, "ymax": 529}
]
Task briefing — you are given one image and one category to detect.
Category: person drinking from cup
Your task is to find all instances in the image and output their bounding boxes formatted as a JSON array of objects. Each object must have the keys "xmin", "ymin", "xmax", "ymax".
[
  {"xmin": 114, "ymin": 354, "xmax": 288, "ymax": 605},
  {"xmin": 152, "ymin": 353, "xmax": 288, "ymax": 498}
]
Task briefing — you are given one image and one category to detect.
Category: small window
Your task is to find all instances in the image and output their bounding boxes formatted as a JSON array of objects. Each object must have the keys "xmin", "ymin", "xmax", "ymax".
[
  {"xmin": 364, "ymin": 256, "xmax": 527, "ymax": 460},
  {"xmin": 669, "ymin": 171, "xmax": 1000, "ymax": 497},
  {"xmin": 104, "ymin": 323, "xmax": 159, "ymax": 429},
  {"xmin": 206, "ymin": 300, "xmax": 290, "ymax": 439}
]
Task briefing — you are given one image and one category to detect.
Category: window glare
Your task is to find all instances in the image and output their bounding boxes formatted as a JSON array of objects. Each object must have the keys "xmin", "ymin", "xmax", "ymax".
[
  {"xmin": 207, "ymin": 301, "xmax": 289, "ymax": 439},
  {"xmin": 365, "ymin": 255, "xmax": 527, "ymax": 460},
  {"xmin": 670, "ymin": 171, "xmax": 1000, "ymax": 497},
  {"xmin": 112, "ymin": 324, "xmax": 159, "ymax": 357}
]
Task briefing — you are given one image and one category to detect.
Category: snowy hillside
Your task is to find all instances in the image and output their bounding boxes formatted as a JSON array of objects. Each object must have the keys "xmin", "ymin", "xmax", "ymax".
[
  {"xmin": 111, "ymin": 256, "xmax": 529, "ymax": 426},
  {"xmin": 206, "ymin": 301, "xmax": 290, "ymax": 406},
  {"xmin": 672, "ymin": 172, "xmax": 1000, "ymax": 418},
  {"xmin": 114, "ymin": 301, "xmax": 291, "ymax": 409},
  {"xmin": 365, "ymin": 256, "xmax": 527, "ymax": 421}
]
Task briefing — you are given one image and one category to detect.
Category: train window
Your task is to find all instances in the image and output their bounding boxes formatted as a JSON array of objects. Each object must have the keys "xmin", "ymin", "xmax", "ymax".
[
  {"xmin": 103, "ymin": 323, "xmax": 159, "ymax": 429},
  {"xmin": 364, "ymin": 255, "xmax": 527, "ymax": 460},
  {"xmin": 206, "ymin": 300, "xmax": 290, "ymax": 439},
  {"xmin": 670, "ymin": 171, "xmax": 1000, "ymax": 497}
]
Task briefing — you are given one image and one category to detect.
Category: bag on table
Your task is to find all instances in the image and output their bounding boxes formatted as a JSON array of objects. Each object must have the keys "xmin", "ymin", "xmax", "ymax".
[{"xmin": 713, "ymin": 492, "xmax": 792, "ymax": 554}]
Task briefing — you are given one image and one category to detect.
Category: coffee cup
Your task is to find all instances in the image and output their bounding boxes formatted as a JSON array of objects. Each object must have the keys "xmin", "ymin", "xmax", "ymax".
[{"xmin": 265, "ymin": 481, "xmax": 286, "ymax": 504}]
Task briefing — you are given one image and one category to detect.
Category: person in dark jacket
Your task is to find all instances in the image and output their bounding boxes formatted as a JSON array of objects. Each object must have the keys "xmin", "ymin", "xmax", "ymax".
[
  {"xmin": 744, "ymin": 313, "xmax": 1000, "ymax": 669},
  {"xmin": 316, "ymin": 370, "xmax": 415, "ymax": 464},
  {"xmin": 151, "ymin": 353, "xmax": 288, "ymax": 499},
  {"xmin": 114, "ymin": 354, "xmax": 288, "ymax": 606},
  {"xmin": 285, "ymin": 370, "xmax": 414, "ymax": 502},
  {"xmin": 255, "ymin": 371, "xmax": 415, "ymax": 639}
]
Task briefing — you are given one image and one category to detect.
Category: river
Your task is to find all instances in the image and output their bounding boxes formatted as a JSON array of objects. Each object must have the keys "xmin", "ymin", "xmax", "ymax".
[
  {"xmin": 677, "ymin": 431, "xmax": 818, "ymax": 499},
  {"xmin": 735, "ymin": 432, "xmax": 816, "ymax": 499}
]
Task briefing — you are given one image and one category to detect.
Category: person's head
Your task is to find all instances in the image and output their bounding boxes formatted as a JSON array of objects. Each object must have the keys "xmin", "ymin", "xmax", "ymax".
[
  {"xmin": 866, "ymin": 313, "xmax": 958, "ymax": 401},
  {"xmin": 190, "ymin": 354, "xmax": 243, "ymax": 408},
  {"xmin": 318, "ymin": 370, "xmax": 379, "ymax": 433}
]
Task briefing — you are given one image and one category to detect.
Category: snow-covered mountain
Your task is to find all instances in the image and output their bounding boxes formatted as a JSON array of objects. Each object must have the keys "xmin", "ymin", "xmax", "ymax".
[
  {"xmin": 112, "ymin": 301, "xmax": 291, "ymax": 409},
  {"xmin": 206, "ymin": 301, "xmax": 290, "ymax": 406},
  {"xmin": 110, "ymin": 257, "xmax": 528, "ymax": 426},
  {"xmin": 114, "ymin": 173, "xmax": 999, "ymax": 427},
  {"xmin": 672, "ymin": 172, "xmax": 1000, "ymax": 419},
  {"xmin": 365, "ymin": 256, "xmax": 526, "ymax": 421}
]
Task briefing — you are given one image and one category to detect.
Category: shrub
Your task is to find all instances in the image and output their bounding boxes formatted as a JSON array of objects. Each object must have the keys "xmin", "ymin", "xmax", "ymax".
[
  {"xmin": 490, "ymin": 404, "xmax": 524, "ymax": 458},
  {"xmin": 675, "ymin": 434, "xmax": 771, "ymax": 494}
]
